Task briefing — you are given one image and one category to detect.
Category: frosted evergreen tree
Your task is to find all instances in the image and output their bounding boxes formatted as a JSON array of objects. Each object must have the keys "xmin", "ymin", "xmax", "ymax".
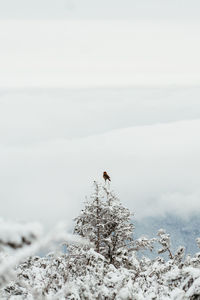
[{"xmin": 71, "ymin": 181, "xmax": 135, "ymax": 267}]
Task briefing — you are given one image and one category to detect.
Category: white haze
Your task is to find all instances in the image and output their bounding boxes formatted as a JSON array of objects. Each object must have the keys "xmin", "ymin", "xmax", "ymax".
[
  {"xmin": 0, "ymin": 20, "xmax": 200, "ymax": 88},
  {"xmin": 0, "ymin": 2, "xmax": 200, "ymax": 227},
  {"xmin": 0, "ymin": 87, "xmax": 200, "ymax": 227}
]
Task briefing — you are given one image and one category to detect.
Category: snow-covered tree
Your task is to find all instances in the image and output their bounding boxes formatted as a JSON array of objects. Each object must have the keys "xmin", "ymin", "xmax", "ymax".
[
  {"xmin": 2, "ymin": 182, "xmax": 200, "ymax": 299},
  {"xmin": 71, "ymin": 181, "xmax": 135, "ymax": 267}
]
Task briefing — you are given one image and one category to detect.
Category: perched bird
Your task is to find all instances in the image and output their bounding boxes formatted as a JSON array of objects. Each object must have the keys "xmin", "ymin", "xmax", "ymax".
[{"xmin": 103, "ymin": 171, "xmax": 111, "ymax": 182}]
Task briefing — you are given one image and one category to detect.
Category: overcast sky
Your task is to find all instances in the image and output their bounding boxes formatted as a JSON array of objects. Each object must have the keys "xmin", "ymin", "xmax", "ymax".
[
  {"xmin": 0, "ymin": 20, "xmax": 200, "ymax": 88},
  {"xmin": 0, "ymin": 0, "xmax": 200, "ymax": 20},
  {"xmin": 0, "ymin": 1, "xmax": 200, "ymax": 87},
  {"xmin": 0, "ymin": 1, "xmax": 200, "ymax": 229},
  {"xmin": 0, "ymin": 87, "xmax": 200, "ymax": 228}
]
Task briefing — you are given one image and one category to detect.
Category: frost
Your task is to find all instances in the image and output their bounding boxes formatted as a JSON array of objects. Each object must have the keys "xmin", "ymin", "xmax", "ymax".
[{"xmin": 0, "ymin": 182, "xmax": 200, "ymax": 299}]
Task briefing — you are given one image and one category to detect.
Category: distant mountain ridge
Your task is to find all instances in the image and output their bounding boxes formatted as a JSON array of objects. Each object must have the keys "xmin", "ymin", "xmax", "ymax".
[{"xmin": 134, "ymin": 214, "xmax": 200, "ymax": 257}]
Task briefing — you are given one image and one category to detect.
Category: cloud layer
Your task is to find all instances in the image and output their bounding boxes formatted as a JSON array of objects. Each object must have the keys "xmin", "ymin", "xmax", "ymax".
[{"xmin": 0, "ymin": 87, "xmax": 200, "ymax": 227}]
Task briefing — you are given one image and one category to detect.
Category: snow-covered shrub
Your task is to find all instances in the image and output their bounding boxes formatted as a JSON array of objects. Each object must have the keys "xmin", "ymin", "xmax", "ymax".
[
  {"xmin": 72, "ymin": 182, "xmax": 153, "ymax": 269},
  {"xmin": 1, "ymin": 182, "xmax": 200, "ymax": 299},
  {"xmin": 0, "ymin": 220, "xmax": 89, "ymax": 298},
  {"xmin": 0, "ymin": 219, "xmax": 42, "ymax": 250}
]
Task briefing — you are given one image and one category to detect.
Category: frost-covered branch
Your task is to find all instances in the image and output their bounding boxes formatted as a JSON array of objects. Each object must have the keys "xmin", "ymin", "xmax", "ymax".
[
  {"xmin": 128, "ymin": 236, "xmax": 156, "ymax": 252},
  {"xmin": 157, "ymin": 229, "xmax": 173, "ymax": 259}
]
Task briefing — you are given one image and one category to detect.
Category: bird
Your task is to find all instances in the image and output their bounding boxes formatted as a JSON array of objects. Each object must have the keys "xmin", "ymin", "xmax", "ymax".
[{"xmin": 103, "ymin": 171, "xmax": 111, "ymax": 182}]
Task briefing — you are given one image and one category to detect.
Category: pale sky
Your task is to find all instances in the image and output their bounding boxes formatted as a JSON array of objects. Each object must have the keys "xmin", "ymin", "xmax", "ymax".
[
  {"xmin": 0, "ymin": 0, "xmax": 200, "ymax": 20},
  {"xmin": 0, "ymin": 20, "xmax": 200, "ymax": 88},
  {"xmin": 0, "ymin": 1, "xmax": 200, "ymax": 228},
  {"xmin": 0, "ymin": 0, "xmax": 200, "ymax": 88}
]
